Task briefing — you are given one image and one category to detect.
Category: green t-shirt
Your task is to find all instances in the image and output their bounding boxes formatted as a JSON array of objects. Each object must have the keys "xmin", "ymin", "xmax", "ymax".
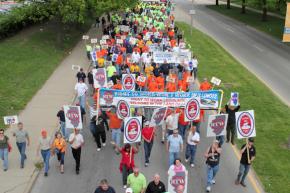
[
  {"xmin": 106, "ymin": 65, "xmax": 116, "ymax": 78},
  {"xmin": 127, "ymin": 173, "xmax": 147, "ymax": 193},
  {"xmin": 86, "ymin": 45, "xmax": 92, "ymax": 52}
]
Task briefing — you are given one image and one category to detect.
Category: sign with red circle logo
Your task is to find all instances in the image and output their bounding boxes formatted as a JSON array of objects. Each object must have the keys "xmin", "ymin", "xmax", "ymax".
[
  {"xmin": 149, "ymin": 107, "xmax": 167, "ymax": 127},
  {"xmin": 93, "ymin": 68, "xmax": 107, "ymax": 88},
  {"xmin": 184, "ymin": 98, "xmax": 200, "ymax": 121},
  {"xmin": 117, "ymin": 100, "xmax": 130, "ymax": 119},
  {"xmin": 103, "ymin": 91, "xmax": 114, "ymax": 105},
  {"xmin": 122, "ymin": 74, "xmax": 136, "ymax": 91},
  {"xmin": 236, "ymin": 110, "xmax": 256, "ymax": 139},
  {"xmin": 63, "ymin": 105, "xmax": 83, "ymax": 129},
  {"xmin": 168, "ymin": 165, "xmax": 188, "ymax": 193},
  {"xmin": 124, "ymin": 117, "xmax": 141, "ymax": 144}
]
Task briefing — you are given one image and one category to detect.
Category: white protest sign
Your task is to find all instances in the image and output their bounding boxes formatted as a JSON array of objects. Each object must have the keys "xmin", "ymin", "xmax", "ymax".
[
  {"xmin": 153, "ymin": 52, "xmax": 176, "ymax": 63},
  {"xmin": 210, "ymin": 77, "xmax": 221, "ymax": 86},
  {"xmin": 206, "ymin": 114, "xmax": 228, "ymax": 137},
  {"xmin": 186, "ymin": 76, "xmax": 194, "ymax": 83},
  {"xmin": 117, "ymin": 100, "xmax": 130, "ymax": 119},
  {"xmin": 236, "ymin": 110, "xmax": 256, "ymax": 139},
  {"xmin": 166, "ymin": 76, "xmax": 175, "ymax": 83},
  {"xmin": 63, "ymin": 105, "xmax": 83, "ymax": 129},
  {"xmin": 129, "ymin": 37, "xmax": 137, "ymax": 45},
  {"xmin": 71, "ymin": 65, "xmax": 81, "ymax": 71},
  {"xmin": 184, "ymin": 98, "xmax": 200, "ymax": 121},
  {"xmin": 100, "ymin": 40, "xmax": 107, "ymax": 45},
  {"xmin": 230, "ymin": 92, "xmax": 239, "ymax": 107},
  {"xmin": 82, "ymin": 35, "xmax": 89, "ymax": 40},
  {"xmin": 124, "ymin": 117, "xmax": 142, "ymax": 144},
  {"xmin": 90, "ymin": 38, "xmax": 98, "ymax": 44},
  {"xmin": 102, "ymin": 44, "xmax": 108, "ymax": 49},
  {"xmin": 102, "ymin": 35, "xmax": 109, "ymax": 40},
  {"xmin": 137, "ymin": 76, "xmax": 146, "ymax": 83},
  {"xmin": 3, "ymin": 115, "xmax": 19, "ymax": 125},
  {"xmin": 117, "ymin": 39, "xmax": 123, "ymax": 44},
  {"xmin": 122, "ymin": 74, "xmax": 136, "ymax": 91},
  {"xmin": 92, "ymin": 68, "xmax": 107, "ymax": 88},
  {"xmin": 168, "ymin": 165, "xmax": 188, "ymax": 193},
  {"xmin": 149, "ymin": 107, "xmax": 167, "ymax": 127}
]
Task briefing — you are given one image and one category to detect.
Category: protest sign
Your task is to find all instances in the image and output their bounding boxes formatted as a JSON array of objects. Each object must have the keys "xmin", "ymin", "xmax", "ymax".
[
  {"xmin": 102, "ymin": 35, "xmax": 109, "ymax": 40},
  {"xmin": 153, "ymin": 51, "xmax": 176, "ymax": 63},
  {"xmin": 107, "ymin": 80, "xmax": 114, "ymax": 88},
  {"xmin": 92, "ymin": 68, "xmax": 107, "ymax": 88},
  {"xmin": 283, "ymin": 3, "xmax": 290, "ymax": 42},
  {"xmin": 119, "ymin": 25, "xmax": 130, "ymax": 32},
  {"xmin": 99, "ymin": 89, "xmax": 220, "ymax": 109},
  {"xmin": 236, "ymin": 110, "xmax": 256, "ymax": 139},
  {"xmin": 168, "ymin": 165, "xmax": 188, "ymax": 193},
  {"xmin": 206, "ymin": 114, "xmax": 228, "ymax": 137},
  {"xmin": 64, "ymin": 105, "xmax": 82, "ymax": 129},
  {"xmin": 82, "ymin": 35, "xmax": 89, "ymax": 40},
  {"xmin": 100, "ymin": 39, "xmax": 107, "ymax": 45},
  {"xmin": 117, "ymin": 100, "xmax": 130, "ymax": 119},
  {"xmin": 3, "ymin": 115, "xmax": 19, "ymax": 125},
  {"xmin": 148, "ymin": 44, "xmax": 162, "ymax": 52},
  {"xmin": 124, "ymin": 117, "xmax": 142, "ymax": 144},
  {"xmin": 210, "ymin": 77, "xmax": 221, "ymax": 86},
  {"xmin": 90, "ymin": 38, "xmax": 98, "ymax": 44},
  {"xmin": 122, "ymin": 74, "xmax": 136, "ymax": 91},
  {"xmin": 91, "ymin": 51, "xmax": 97, "ymax": 62},
  {"xmin": 186, "ymin": 76, "xmax": 194, "ymax": 83},
  {"xmin": 184, "ymin": 98, "xmax": 200, "ymax": 121},
  {"xmin": 71, "ymin": 65, "xmax": 81, "ymax": 71},
  {"xmin": 102, "ymin": 44, "xmax": 108, "ymax": 49},
  {"xmin": 230, "ymin": 92, "xmax": 239, "ymax": 107},
  {"xmin": 149, "ymin": 107, "xmax": 167, "ymax": 127},
  {"xmin": 137, "ymin": 75, "xmax": 146, "ymax": 83},
  {"xmin": 166, "ymin": 76, "xmax": 175, "ymax": 83}
]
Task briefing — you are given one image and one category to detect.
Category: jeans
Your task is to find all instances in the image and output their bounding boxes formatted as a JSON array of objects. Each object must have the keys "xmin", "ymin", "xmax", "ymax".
[
  {"xmin": 216, "ymin": 135, "xmax": 224, "ymax": 147},
  {"xmin": 72, "ymin": 147, "xmax": 81, "ymax": 171},
  {"xmin": 54, "ymin": 149, "xmax": 65, "ymax": 165},
  {"xmin": 193, "ymin": 68, "xmax": 197, "ymax": 79},
  {"xmin": 144, "ymin": 141, "xmax": 153, "ymax": 163},
  {"xmin": 178, "ymin": 124, "xmax": 188, "ymax": 139},
  {"xmin": 90, "ymin": 121, "xmax": 96, "ymax": 136},
  {"xmin": 60, "ymin": 121, "xmax": 68, "ymax": 140},
  {"xmin": 0, "ymin": 148, "xmax": 8, "ymax": 170},
  {"xmin": 206, "ymin": 164, "xmax": 219, "ymax": 187},
  {"xmin": 178, "ymin": 71, "xmax": 183, "ymax": 80},
  {"xmin": 41, "ymin": 149, "xmax": 50, "ymax": 173},
  {"xmin": 122, "ymin": 165, "xmax": 133, "ymax": 185},
  {"xmin": 237, "ymin": 163, "xmax": 250, "ymax": 184},
  {"xmin": 78, "ymin": 95, "xmax": 86, "ymax": 111},
  {"xmin": 16, "ymin": 142, "xmax": 27, "ymax": 167},
  {"xmin": 185, "ymin": 144, "xmax": 197, "ymax": 164},
  {"xmin": 169, "ymin": 152, "xmax": 179, "ymax": 166},
  {"xmin": 112, "ymin": 128, "xmax": 121, "ymax": 147}
]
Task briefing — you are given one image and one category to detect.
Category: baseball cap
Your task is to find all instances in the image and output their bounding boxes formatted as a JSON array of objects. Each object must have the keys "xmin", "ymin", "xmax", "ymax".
[
  {"xmin": 248, "ymin": 138, "xmax": 254, "ymax": 143},
  {"xmin": 125, "ymin": 188, "xmax": 133, "ymax": 193},
  {"xmin": 144, "ymin": 121, "xmax": 150, "ymax": 126}
]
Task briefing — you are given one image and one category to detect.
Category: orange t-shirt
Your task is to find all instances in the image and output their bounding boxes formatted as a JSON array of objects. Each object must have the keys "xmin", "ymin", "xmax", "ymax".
[
  {"xmin": 148, "ymin": 81, "xmax": 158, "ymax": 92},
  {"xmin": 176, "ymin": 108, "xmax": 188, "ymax": 126},
  {"xmin": 112, "ymin": 83, "xmax": 122, "ymax": 90},
  {"xmin": 194, "ymin": 109, "xmax": 205, "ymax": 123},
  {"xmin": 106, "ymin": 112, "xmax": 122, "ymax": 129},
  {"xmin": 199, "ymin": 82, "xmax": 212, "ymax": 91},
  {"xmin": 170, "ymin": 39, "xmax": 177, "ymax": 47},
  {"xmin": 178, "ymin": 80, "xmax": 187, "ymax": 92},
  {"xmin": 147, "ymin": 75, "xmax": 156, "ymax": 86},
  {"xmin": 116, "ymin": 55, "xmax": 123, "ymax": 65},
  {"xmin": 168, "ymin": 30, "xmax": 174, "ymax": 38},
  {"xmin": 52, "ymin": 138, "xmax": 66, "ymax": 153},
  {"xmin": 167, "ymin": 82, "xmax": 177, "ymax": 92},
  {"xmin": 156, "ymin": 76, "xmax": 165, "ymax": 92}
]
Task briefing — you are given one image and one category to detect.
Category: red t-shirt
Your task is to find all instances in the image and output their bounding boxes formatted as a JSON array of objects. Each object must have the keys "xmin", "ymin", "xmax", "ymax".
[
  {"xmin": 119, "ymin": 148, "xmax": 136, "ymax": 172},
  {"xmin": 142, "ymin": 127, "xmax": 154, "ymax": 141}
]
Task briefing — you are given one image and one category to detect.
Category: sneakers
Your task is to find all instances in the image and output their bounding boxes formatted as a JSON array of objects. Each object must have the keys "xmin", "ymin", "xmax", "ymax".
[
  {"xmin": 190, "ymin": 164, "xmax": 195, "ymax": 168},
  {"xmin": 97, "ymin": 148, "xmax": 101, "ymax": 151},
  {"xmin": 211, "ymin": 179, "xmax": 216, "ymax": 184},
  {"xmin": 123, "ymin": 185, "xmax": 127, "ymax": 189},
  {"xmin": 110, "ymin": 141, "xmax": 115, "ymax": 145},
  {"xmin": 44, "ymin": 172, "xmax": 48, "ymax": 177},
  {"xmin": 76, "ymin": 170, "xmax": 79, "ymax": 175},
  {"xmin": 185, "ymin": 159, "xmax": 189, "ymax": 163},
  {"xmin": 145, "ymin": 163, "xmax": 149, "ymax": 167},
  {"xmin": 102, "ymin": 143, "xmax": 106, "ymax": 147},
  {"xmin": 161, "ymin": 140, "xmax": 164, "ymax": 144},
  {"xmin": 240, "ymin": 182, "xmax": 247, "ymax": 187},
  {"xmin": 206, "ymin": 186, "xmax": 211, "ymax": 192},
  {"xmin": 235, "ymin": 179, "xmax": 240, "ymax": 185}
]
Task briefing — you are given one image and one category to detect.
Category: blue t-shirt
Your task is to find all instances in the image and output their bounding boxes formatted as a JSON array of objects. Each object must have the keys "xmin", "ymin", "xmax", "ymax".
[{"xmin": 168, "ymin": 135, "xmax": 183, "ymax": 152}]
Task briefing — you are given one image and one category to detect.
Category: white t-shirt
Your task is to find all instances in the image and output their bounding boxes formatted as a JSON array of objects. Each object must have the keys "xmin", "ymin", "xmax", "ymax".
[
  {"xmin": 187, "ymin": 131, "xmax": 200, "ymax": 146},
  {"xmin": 69, "ymin": 133, "xmax": 84, "ymax": 149},
  {"xmin": 132, "ymin": 52, "xmax": 141, "ymax": 63},
  {"xmin": 191, "ymin": 59, "xmax": 198, "ymax": 68},
  {"xmin": 75, "ymin": 83, "xmax": 88, "ymax": 97},
  {"xmin": 166, "ymin": 113, "xmax": 179, "ymax": 131},
  {"xmin": 39, "ymin": 137, "xmax": 51, "ymax": 150}
]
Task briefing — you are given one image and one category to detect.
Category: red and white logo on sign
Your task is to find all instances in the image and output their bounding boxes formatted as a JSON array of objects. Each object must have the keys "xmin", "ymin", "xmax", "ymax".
[
  {"xmin": 170, "ymin": 172, "xmax": 186, "ymax": 192},
  {"xmin": 210, "ymin": 115, "xmax": 227, "ymax": 135},
  {"xmin": 123, "ymin": 74, "xmax": 135, "ymax": 90},
  {"xmin": 95, "ymin": 69, "xmax": 106, "ymax": 87},
  {"xmin": 185, "ymin": 98, "xmax": 200, "ymax": 121},
  {"xmin": 237, "ymin": 112, "xmax": 255, "ymax": 137},
  {"xmin": 66, "ymin": 106, "xmax": 80, "ymax": 128},
  {"xmin": 125, "ymin": 118, "xmax": 141, "ymax": 143},
  {"xmin": 103, "ymin": 91, "xmax": 113, "ymax": 105},
  {"xmin": 117, "ymin": 100, "xmax": 130, "ymax": 118}
]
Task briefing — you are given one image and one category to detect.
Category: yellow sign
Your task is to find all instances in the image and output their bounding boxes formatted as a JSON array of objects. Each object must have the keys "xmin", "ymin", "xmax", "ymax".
[{"xmin": 283, "ymin": 3, "xmax": 290, "ymax": 42}]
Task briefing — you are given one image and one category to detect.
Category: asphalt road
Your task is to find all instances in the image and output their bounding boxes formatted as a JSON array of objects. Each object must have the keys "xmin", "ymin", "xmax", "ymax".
[{"xmin": 175, "ymin": 0, "xmax": 290, "ymax": 107}]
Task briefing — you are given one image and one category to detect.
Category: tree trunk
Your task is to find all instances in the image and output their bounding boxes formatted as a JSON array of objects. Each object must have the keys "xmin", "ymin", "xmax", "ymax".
[
  {"xmin": 227, "ymin": 0, "xmax": 230, "ymax": 9},
  {"xmin": 241, "ymin": 0, "xmax": 246, "ymax": 14},
  {"xmin": 216, "ymin": 0, "xmax": 219, "ymax": 6},
  {"xmin": 262, "ymin": 0, "xmax": 267, "ymax": 21},
  {"xmin": 276, "ymin": 0, "xmax": 281, "ymax": 11}
]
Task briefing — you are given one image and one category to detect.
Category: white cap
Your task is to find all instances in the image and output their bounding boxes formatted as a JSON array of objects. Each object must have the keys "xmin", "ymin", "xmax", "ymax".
[
  {"xmin": 125, "ymin": 188, "xmax": 133, "ymax": 193},
  {"xmin": 145, "ymin": 121, "xmax": 150, "ymax": 126}
]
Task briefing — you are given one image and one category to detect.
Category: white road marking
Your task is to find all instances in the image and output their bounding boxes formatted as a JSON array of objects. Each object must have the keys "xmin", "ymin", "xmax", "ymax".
[
  {"xmin": 253, "ymin": 44, "xmax": 264, "ymax": 52},
  {"xmin": 226, "ymin": 27, "xmax": 234, "ymax": 33}
]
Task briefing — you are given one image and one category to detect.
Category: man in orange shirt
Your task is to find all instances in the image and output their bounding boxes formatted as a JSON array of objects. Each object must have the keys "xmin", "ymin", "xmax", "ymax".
[
  {"xmin": 176, "ymin": 108, "xmax": 189, "ymax": 139},
  {"xmin": 199, "ymin": 78, "xmax": 212, "ymax": 91},
  {"xmin": 178, "ymin": 79, "xmax": 187, "ymax": 92},
  {"xmin": 106, "ymin": 108, "xmax": 123, "ymax": 150},
  {"xmin": 112, "ymin": 79, "xmax": 122, "ymax": 90},
  {"xmin": 166, "ymin": 73, "xmax": 177, "ymax": 92},
  {"xmin": 156, "ymin": 74, "xmax": 165, "ymax": 92},
  {"xmin": 148, "ymin": 78, "xmax": 158, "ymax": 92}
]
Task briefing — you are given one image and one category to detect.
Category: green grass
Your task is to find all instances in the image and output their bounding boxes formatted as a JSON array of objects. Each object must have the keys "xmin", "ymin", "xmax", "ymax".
[
  {"xmin": 177, "ymin": 22, "xmax": 290, "ymax": 193},
  {"xmin": 208, "ymin": 4, "xmax": 285, "ymax": 40},
  {"xmin": 0, "ymin": 19, "xmax": 92, "ymax": 128}
]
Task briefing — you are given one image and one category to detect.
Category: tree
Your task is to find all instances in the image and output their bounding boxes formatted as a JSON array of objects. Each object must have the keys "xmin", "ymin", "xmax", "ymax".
[
  {"xmin": 262, "ymin": 0, "xmax": 268, "ymax": 21},
  {"xmin": 216, "ymin": 0, "xmax": 219, "ymax": 6},
  {"xmin": 227, "ymin": 0, "xmax": 231, "ymax": 9},
  {"xmin": 241, "ymin": 0, "xmax": 246, "ymax": 13}
]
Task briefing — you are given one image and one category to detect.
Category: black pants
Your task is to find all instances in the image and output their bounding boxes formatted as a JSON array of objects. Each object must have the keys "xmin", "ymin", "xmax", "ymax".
[
  {"xmin": 95, "ymin": 131, "xmax": 106, "ymax": 148},
  {"xmin": 122, "ymin": 165, "xmax": 133, "ymax": 185},
  {"xmin": 71, "ymin": 147, "xmax": 81, "ymax": 171},
  {"xmin": 226, "ymin": 124, "xmax": 235, "ymax": 143}
]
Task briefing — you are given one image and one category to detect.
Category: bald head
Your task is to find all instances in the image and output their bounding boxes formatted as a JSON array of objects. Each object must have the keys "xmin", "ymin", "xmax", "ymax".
[{"xmin": 153, "ymin": 174, "xmax": 160, "ymax": 184}]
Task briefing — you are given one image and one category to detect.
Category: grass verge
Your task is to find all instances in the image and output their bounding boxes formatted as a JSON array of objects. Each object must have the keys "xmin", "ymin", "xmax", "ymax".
[
  {"xmin": 0, "ymin": 19, "xmax": 92, "ymax": 128},
  {"xmin": 177, "ymin": 21, "xmax": 290, "ymax": 193},
  {"xmin": 207, "ymin": 4, "xmax": 285, "ymax": 40}
]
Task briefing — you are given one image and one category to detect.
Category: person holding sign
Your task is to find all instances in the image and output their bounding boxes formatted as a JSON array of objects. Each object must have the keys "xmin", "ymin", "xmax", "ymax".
[
  {"xmin": 142, "ymin": 121, "xmax": 155, "ymax": 167},
  {"xmin": 106, "ymin": 108, "xmax": 123, "ymax": 150},
  {"xmin": 225, "ymin": 102, "xmax": 240, "ymax": 145},
  {"xmin": 235, "ymin": 138, "xmax": 256, "ymax": 187},
  {"xmin": 0, "ymin": 129, "xmax": 11, "ymax": 171},
  {"xmin": 204, "ymin": 140, "xmax": 222, "ymax": 192}
]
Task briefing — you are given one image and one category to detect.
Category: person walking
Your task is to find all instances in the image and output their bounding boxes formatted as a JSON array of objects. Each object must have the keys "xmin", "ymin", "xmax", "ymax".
[
  {"xmin": 166, "ymin": 129, "xmax": 183, "ymax": 166},
  {"xmin": 225, "ymin": 102, "xmax": 240, "ymax": 145},
  {"xmin": 92, "ymin": 112, "xmax": 107, "ymax": 151},
  {"xmin": 69, "ymin": 128, "xmax": 84, "ymax": 174},
  {"xmin": 94, "ymin": 179, "xmax": 116, "ymax": 193},
  {"xmin": 185, "ymin": 125, "xmax": 200, "ymax": 168},
  {"xmin": 74, "ymin": 78, "xmax": 88, "ymax": 111},
  {"xmin": 115, "ymin": 143, "xmax": 139, "ymax": 189},
  {"xmin": 106, "ymin": 108, "xmax": 122, "ymax": 151},
  {"xmin": 127, "ymin": 167, "xmax": 147, "ymax": 193},
  {"xmin": 142, "ymin": 121, "xmax": 155, "ymax": 167},
  {"xmin": 145, "ymin": 174, "xmax": 166, "ymax": 193},
  {"xmin": 51, "ymin": 132, "xmax": 67, "ymax": 174},
  {"xmin": 235, "ymin": 138, "xmax": 256, "ymax": 187},
  {"xmin": 204, "ymin": 140, "xmax": 222, "ymax": 192},
  {"xmin": 13, "ymin": 122, "xmax": 30, "ymax": 168},
  {"xmin": 76, "ymin": 68, "xmax": 87, "ymax": 82},
  {"xmin": 57, "ymin": 107, "xmax": 68, "ymax": 140},
  {"xmin": 37, "ymin": 129, "xmax": 51, "ymax": 176},
  {"xmin": 0, "ymin": 129, "xmax": 11, "ymax": 171}
]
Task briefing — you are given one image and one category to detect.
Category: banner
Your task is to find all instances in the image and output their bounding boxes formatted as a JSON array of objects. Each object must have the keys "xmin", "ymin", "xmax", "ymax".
[
  {"xmin": 99, "ymin": 89, "xmax": 220, "ymax": 109},
  {"xmin": 153, "ymin": 52, "xmax": 176, "ymax": 63},
  {"xmin": 230, "ymin": 92, "xmax": 239, "ymax": 107},
  {"xmin": 206, "ymin": 114, "xmax": 228, "ymax": 137},
  {"xmin": 117, "ymin": 100, "xmax": 130, "ymax": 119},
  {"xmin": 64, "ymin": 106, "xmax": 83, "ymax": 129},
  {"xmin": 3, "ymin": 115, "xmax": 19, "ymax": 125},
  {"xmin": 168, "ymin": 165, "xmax": 188, "ymax": 193},
  {"xmin": 124, "ymin": 117, "xmax": 142, "ymax": 144},
  {"xmin": 149, "ymin": 44, "xmax": 162, "ymax": 52},
  {"xmin": 122, "ymin": 74, "xmax": 136, "ymax": 91},
  {"xmin": 184, "ymin": 98, "xmax": 200, "ymax": 121},
  {"xmin": 92, "ymin": 68, "xmax": 107, "ymax": 88},
  {"xmin": 149, "ymin": 107, "xmax": 167, "ymax": 127},
  {"xmin": 283, "ymin": 3, "xmax": 290, "ymax": 42},
  {"xmin": 236, "ymin": 110, "xmax": 256, "ymax": 139}
]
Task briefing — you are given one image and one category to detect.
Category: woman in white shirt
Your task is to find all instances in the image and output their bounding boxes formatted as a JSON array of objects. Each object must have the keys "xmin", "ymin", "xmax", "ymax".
[{"xmin": 69, "ymin": 128, "xmax": 84, "ymax": 174}]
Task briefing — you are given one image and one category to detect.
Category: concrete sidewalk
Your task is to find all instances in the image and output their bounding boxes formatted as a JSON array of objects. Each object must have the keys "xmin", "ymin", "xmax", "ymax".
[{"xmin": 0, "ymin": 25, "xmax": 98, "ymax": 193}]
